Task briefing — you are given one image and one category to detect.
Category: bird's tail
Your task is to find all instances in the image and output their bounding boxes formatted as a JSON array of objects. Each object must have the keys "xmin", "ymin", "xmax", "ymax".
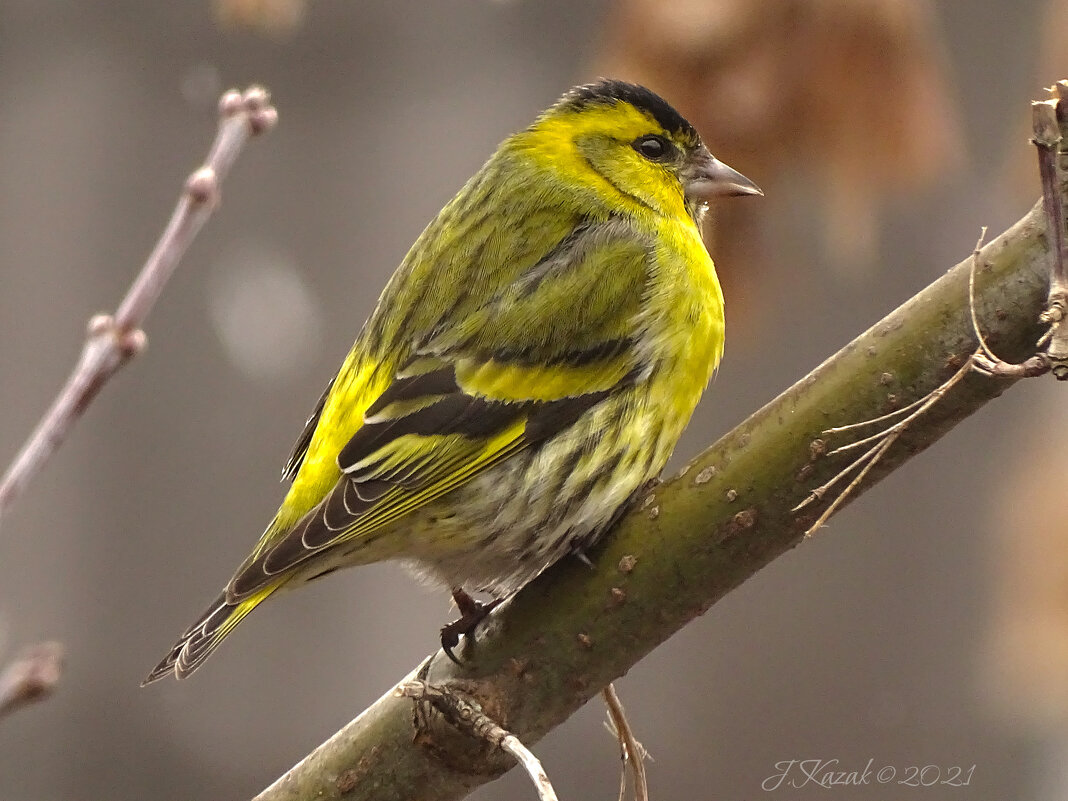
[{"xmin": 142, "ymin": 584, "xmax": 279, "ymax": 685}]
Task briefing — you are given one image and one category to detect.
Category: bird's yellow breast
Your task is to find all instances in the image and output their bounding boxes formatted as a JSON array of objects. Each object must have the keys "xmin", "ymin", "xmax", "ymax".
[{"xmin": 644, "ymin": 214, "xmax": 725, "ymax": 431}]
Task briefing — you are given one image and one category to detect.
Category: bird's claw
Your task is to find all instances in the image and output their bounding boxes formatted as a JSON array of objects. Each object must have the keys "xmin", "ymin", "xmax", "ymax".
[{"xmin": 440, "ymin": 589, "xmax": 502, "ymax": 664}]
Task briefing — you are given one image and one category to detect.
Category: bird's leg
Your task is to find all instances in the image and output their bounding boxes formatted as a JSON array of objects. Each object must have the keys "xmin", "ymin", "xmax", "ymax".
[{"xmin": 440, "ymin": 588, "xmax": 502, "ymax": 665}]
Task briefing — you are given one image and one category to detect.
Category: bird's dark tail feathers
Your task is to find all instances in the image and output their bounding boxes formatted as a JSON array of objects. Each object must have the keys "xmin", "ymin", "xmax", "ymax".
[{"xmin": 142, "ymin": 585, "xmax": 278, "ymax": 685}]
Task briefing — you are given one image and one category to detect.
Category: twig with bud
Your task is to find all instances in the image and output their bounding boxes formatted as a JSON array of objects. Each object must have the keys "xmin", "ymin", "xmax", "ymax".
[{"xmin": 0, "ymin": 86, "xmax": 277, "ymax": 526}]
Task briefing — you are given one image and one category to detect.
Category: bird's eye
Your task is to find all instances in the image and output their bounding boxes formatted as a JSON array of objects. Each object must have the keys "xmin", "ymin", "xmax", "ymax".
[{"xmin": 633, "ymin": 135, "xmax": 672, "ymax": 161}]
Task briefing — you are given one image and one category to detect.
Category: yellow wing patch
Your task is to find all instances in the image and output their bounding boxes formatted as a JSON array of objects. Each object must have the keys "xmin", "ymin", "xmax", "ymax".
[
  {"xmin": 454, "ymin": 354, "xmax": 632, "ymax": 402},
  {"xmin": 316, "ymin": 420, "xmax": 527, "ymax": 546}
]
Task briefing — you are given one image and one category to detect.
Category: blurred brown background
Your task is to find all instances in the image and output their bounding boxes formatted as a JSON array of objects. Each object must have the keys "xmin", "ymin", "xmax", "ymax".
[{"xmin": 0, "ymin": 1, "xmax": 1065, "ymax": 798}]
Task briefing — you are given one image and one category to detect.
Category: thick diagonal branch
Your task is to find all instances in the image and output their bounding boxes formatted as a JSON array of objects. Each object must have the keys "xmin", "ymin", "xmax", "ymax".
[{"xmin": 252, "ymin": 201, "xmax": 1050, "ymax": 801}]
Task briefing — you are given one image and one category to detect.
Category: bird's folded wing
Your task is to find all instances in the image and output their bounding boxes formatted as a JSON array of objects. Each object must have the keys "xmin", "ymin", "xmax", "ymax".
[{"xmin": 226, "ymin": 219, "xmax": 654, "ymax": 601}]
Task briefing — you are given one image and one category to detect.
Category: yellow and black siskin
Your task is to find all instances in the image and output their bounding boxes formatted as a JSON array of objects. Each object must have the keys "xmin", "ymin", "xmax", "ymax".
[{"xmin": 144, "ymin": 78, "xmax": 760, "ymax": 683}]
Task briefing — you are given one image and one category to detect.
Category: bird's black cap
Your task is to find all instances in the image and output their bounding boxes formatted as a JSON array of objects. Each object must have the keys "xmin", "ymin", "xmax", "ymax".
[{"xmin": 560, "ymin": 79, "xmax": 698, "ymax": 141}]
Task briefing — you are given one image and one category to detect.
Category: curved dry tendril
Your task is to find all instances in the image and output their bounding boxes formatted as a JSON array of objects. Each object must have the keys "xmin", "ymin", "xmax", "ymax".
[
  {"xmin": 798, "ymin": 224, "xmax": 1011, "ymax": 534},
  {"xmin": 968, "ymin": 227, "xmax": 998, "ymax": 361},
  {"xmin": 796, "ymin": 353, "xmax": 975, "ymax": 534}
]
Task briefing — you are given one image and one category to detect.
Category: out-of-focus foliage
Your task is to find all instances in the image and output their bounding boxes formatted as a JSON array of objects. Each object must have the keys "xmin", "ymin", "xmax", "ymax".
[{"xmin": 214, "ymin": 0, "xmax": 308, "ymax": 37}]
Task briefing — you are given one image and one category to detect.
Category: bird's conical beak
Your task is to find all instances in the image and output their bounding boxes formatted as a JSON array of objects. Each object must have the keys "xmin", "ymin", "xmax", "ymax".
[{"xmin": 683, "ymin": 149, "xmax": 763, "ymax": 203}]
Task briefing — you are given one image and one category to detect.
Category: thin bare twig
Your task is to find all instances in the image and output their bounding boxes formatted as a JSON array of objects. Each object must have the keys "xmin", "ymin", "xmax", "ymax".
[
  {"xmin": 797, "ymin": 434, "xmax": 898, "ymax": 535},
  {"xmin": 602, "ymin": 684, "xmax": 648, "ymax": 801},
  {"xmin": 799, "ymin": 373, "xmax": 993, "ymax": 536},
  {"xmin": 794, "ymin": 347, "xmax": 975, "ymax": 534},
  {"xmin": 817, "ymin": 392, "xmax": 931, "ymax": 436},
  {"xmin": 795, "ymin": 229, "xmax": 1029, "ymax": 528},
  {"xmin": 0, "ymin": 86, "xmax": 278, "ymax": 525},
  {"xmin": 792, "ymin": 438, "xmax": 888, "ymax": 513},
  {"xmin": 0, "ymin": 642, "xmax": 64, "ymax": 721},
  {"xmin": 398, "ymin": 680, "xmax": 559, "ymax": 801}
]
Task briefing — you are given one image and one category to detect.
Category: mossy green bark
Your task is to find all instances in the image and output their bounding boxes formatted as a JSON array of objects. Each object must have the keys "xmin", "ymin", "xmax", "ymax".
[{"xmin": 255, "ymin": 202, "xmax": 1051, "ymax": 801}]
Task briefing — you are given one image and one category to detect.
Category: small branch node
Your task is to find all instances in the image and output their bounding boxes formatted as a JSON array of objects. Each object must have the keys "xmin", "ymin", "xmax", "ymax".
[
  {"xmin": 87, "ymin": 313, "xmax": 114, "ymax": 337},
  {"xmin": 219, "ymin": 89, "xmax": 245, "ymax": 117},
  {"xmin": 185, "ymin": 167, "xmax": 219, "ymax": 205},
  {"xmin": 242, "ymin": 85, "xmax": 271, "ymax": 112},
  {"xmin": 250, "ymin": 106, "xmax": 280, "ymax": 135},
  {"xmin": 118, "ymin": 328, "xmax": 148, "ymax": 358},
  {"xmin": 811, "ymin": 217, "xmax": 1068, "ymax": 522},
  {"xmin": 1039, "ymin": 301, "xmax": 1065, "ymax": 325},
  {"xmin": 85, "ymin": 314, "xmax": 146, "ymax": 359},
  {"xmin": 238, "ymin": 86, "xmax": 278, "ymax": 134}
]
